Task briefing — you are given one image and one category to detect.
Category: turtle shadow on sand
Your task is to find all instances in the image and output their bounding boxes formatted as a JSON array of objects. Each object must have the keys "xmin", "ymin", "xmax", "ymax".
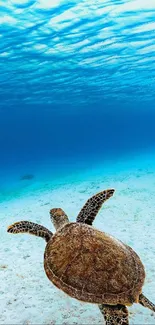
[
  {"xmin": 7, "ymin": 189, "xmax": 155, "ymax": 325},
  {"xmin": 20, "ymin": 174, "xmax": 35, "ymax": 181}
]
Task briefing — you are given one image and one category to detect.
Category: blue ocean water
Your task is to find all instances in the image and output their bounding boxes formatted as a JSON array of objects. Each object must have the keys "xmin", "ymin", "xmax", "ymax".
[
  {"xmin": 1, "ymin": 3, "xmax": 155, "ymax": 324},
  {"xmin": 0, "ymin": 0, "xmax": 155, "ymax": 200}
]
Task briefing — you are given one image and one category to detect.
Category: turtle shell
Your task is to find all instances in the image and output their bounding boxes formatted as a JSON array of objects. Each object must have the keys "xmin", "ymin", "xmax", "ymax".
[{"xmin": 44, "ymin": 223, "xmax": 145, "ymax": 305}]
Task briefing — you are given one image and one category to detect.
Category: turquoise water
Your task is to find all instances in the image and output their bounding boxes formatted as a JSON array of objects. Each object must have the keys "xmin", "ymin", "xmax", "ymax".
[{"xmin": 1, "ymin": 1, "xmax": 155, "ymax": 324}]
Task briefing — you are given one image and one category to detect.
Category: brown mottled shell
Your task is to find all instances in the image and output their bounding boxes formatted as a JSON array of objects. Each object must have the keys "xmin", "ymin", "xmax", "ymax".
[{"xmin": 44, "ymin": 223, "xmax": 145, "ymax": 305}]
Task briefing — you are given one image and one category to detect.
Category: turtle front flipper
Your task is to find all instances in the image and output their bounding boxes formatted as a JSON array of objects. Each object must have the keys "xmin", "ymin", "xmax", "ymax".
[
  {"xmin": 7, "ymin": 221, "xmax": 53, "ymax": 242},
  {"xmin": 99, "ymin": 304, "xmax": 129, "ymax": 325},
  {"xmin": 76, "ymin": 189, "xmax": 115, "ymax": 225},
  {"xmin": 139, "ymin": 293, "xmax": 155, "ymax": 312}
]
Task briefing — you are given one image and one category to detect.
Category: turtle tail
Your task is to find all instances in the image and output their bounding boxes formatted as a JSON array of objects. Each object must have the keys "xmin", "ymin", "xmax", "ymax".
[
  {"xmin": 139, "ymin": 293, "xmax": 155, "ymax": 312},
  {"xmin": 7, "ymin": 221, "xmax": 53, "ymax": 242}
]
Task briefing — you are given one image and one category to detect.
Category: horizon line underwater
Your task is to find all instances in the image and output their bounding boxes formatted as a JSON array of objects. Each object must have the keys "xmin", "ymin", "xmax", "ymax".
[{"xmin": 1, "ymin": 0, "xmax": 155, "ymax": 324}]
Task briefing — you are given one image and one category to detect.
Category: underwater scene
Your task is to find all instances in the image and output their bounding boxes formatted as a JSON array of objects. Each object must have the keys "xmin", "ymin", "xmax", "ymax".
[{"xmin": 0, "ymin": 0, "xmax": 155, "ymax": 324}]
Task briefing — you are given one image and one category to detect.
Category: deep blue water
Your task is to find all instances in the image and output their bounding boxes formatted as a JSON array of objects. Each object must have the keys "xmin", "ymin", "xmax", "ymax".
[{"xmin": 0, "ymin": 0, "xmax": 155, "ymax": 197}]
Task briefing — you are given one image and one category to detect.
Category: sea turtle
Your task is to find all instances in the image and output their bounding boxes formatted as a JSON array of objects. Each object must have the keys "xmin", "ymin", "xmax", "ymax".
[{"xmin": 7, "ymin": 189, "xmax": 155, "ymax": 325}]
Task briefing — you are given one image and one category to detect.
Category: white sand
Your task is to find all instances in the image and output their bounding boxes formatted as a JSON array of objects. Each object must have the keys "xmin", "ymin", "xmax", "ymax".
[{"xmin": 1, "ymin": 152, "xmax": 155, "ymax": 324}]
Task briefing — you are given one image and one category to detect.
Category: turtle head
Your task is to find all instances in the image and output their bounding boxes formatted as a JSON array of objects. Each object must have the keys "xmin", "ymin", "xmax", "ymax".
[{"xmin": 50, "ymin": 208, "xmax": 69, "ymax": 231}]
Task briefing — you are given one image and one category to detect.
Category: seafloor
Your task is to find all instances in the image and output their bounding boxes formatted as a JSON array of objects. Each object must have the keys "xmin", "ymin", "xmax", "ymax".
[{"xmin": 0, "ymin": 151, "xmax": 155, "ymax": 324}]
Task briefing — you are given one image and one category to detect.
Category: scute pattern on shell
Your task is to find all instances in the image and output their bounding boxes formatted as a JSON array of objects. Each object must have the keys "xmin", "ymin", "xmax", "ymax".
[{"xmin": 44, "ymin": 223, "xmax": 145, "ymax": 305}]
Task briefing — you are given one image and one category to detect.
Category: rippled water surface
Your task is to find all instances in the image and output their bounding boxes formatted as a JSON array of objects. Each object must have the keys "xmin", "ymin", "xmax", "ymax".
[{"xmin": 0, "ymin": 0, "xmax": 155, "ymax": 108}]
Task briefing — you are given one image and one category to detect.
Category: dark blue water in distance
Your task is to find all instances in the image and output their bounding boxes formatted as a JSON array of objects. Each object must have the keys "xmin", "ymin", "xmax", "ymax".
[{"xmin": 0, "ymin": 0, "xmax": 155, "ymax": 199}]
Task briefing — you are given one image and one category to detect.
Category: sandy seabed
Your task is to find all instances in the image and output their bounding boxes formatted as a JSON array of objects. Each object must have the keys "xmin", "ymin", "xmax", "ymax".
[{"xmin": 0, "ymin": 152, "xmax": 155, "ymax": 324}]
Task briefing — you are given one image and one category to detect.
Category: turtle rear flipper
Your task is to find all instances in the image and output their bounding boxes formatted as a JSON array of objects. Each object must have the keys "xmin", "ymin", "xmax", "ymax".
[
  {"xmin": 76, "ymin": 189, "xmax": 115, "ymax": 225},
  {"xmin": 99, "ymin": 304, "xmax": 129, "ymax": 325},
  {"xmin": 7, "ymin": 221, "xmax": 53, "ymax": 242},
  {"xmin": 139, "ymin": 293, "xmax": 155, "ymax": 312}
]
